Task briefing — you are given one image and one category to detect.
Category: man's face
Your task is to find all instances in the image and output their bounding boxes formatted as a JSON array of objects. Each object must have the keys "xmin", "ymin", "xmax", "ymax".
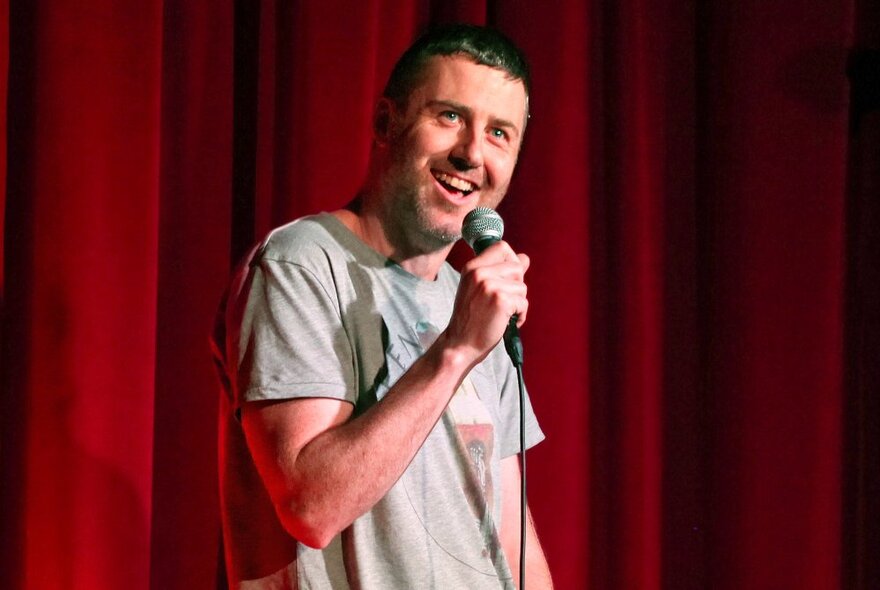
[{"xmin": 377, "ymin": 55, "xmax": 528, "ymax": 253}]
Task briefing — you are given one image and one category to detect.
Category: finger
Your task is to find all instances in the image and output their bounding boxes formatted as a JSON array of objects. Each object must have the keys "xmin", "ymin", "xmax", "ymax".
[
  {"xmin": 511, "ymin": 288, "xmax": 528, "ymax": 324},
  {"xmin": 486, "ymin": 260, "xmax": 528, "ymax": 282},
  {"xmin": 465, "ymin": 253, "xmax": 529, "ymax": 283},
  {"xmin": 479, "ymin": 278, "xmax": 527, "ymax": 318},
  {"xmin": 465, "ymin": 240, "xmax": 518, "ymax": 268},
  {"xmin": 466, "ymin": 262, "xmax": 526, "ymax": 289}
]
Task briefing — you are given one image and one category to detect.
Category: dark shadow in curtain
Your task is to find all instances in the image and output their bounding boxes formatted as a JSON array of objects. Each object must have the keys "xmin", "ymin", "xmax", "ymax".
[
  {"xmin": 232, "ymin": 0, "xmax": 260, "ymax": 267},
  {"xmin": 843, "ymin": 44, "xmax": 880, "ymax": 590},
  {"xmin": 0, "ymin": 2, "xmax": 38, "ymax": 587}
]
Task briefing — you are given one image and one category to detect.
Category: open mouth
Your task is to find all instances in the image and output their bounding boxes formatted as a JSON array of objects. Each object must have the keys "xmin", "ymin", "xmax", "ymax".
[{"xmin": 432, "ymin": 170, "xmax": 477, "ymax": 197}]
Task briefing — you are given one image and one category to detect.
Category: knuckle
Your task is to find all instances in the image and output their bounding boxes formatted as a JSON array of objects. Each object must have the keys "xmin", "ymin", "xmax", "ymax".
[
  {"xmin": 473, "ymin": 266, "xmax": 488, "ymax": 281},
  {"xmin": 462, "ymin": 259, "xmax": 480, "ymax": 274}
]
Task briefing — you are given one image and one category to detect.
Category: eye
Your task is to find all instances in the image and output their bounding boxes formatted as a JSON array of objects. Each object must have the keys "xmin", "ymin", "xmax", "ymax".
[
  {"xmin": 440, "ymin": 111, "xmax": 460, "ymax": 123},
  {"xmin": 489, "ymin": 127, "xmax": 509, "ymax": 142}
]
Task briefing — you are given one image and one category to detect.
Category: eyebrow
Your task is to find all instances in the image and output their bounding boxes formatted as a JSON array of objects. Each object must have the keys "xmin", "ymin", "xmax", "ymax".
[{"xmin": 426, "ymin": 99, "xmax": 521, "ymax": 139}]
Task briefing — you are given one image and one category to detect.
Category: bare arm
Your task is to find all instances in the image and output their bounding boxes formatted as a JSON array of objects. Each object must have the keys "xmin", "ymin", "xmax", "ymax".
[
  {"xmin": 499, "ymin": 455, "xmax": 554, "ymax": 589},
  {"xmin": 242, "ymin": 242, "xmax": 530, "ymax": 548}
]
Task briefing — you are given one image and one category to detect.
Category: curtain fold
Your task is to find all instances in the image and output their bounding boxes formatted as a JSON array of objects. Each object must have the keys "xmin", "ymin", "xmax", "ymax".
[
  {"xmin": 843, "ymin": 2, "xmax": 880, "ymax": 586},
  {"xmin": 2, "ymin": 2, "xmax": 164, "ymax": 588},
  {"xmin": 0, "ymin": 1, "xmax": 874, "ymax": 588},
  {"xmin": 150, "ymin": 1, "xmax": 233, "ymax": 588},
  {"xmin": 699, "ymin": 3, "xmax": 849, "ymax": 587}
]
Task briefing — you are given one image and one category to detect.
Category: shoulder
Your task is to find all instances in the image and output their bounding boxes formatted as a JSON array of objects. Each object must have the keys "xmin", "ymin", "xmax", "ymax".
[
  {"xmin": 222, "ymin": 214, "xmax": 356, "ymax": 311},
  {"xmin": 257, "ymin": 213, "xmax": 347, "ymax": 266}
]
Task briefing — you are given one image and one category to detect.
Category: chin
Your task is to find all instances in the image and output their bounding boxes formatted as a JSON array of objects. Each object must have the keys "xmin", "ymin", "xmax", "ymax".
[
  {"xmin": 404, "ymin": 212, "xmax": 457, "ymax": 251},
  {"xmin": 410, "ymin": 198, "xmax": 460, "ymax": 234},
  {"xmin": 420, "ymin": 222, "xmax": 460, "ymax": 246}
]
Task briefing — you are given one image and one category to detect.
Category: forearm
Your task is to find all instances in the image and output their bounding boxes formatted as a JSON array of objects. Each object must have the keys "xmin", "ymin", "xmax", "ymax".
[
  {"xmin": 524, "ymin": 511, "xmax": 554, "ymax": 589},
  {"xmin": 505, "ymin": 511, "xmax": 553, "ymax": 589},
  {"xmin": 500, "ymin": 458, "xmax": 553, "ymax": 589},
  {"xmin": 247, "ymin": 332, "xmax": 479, "ymax": 548}
]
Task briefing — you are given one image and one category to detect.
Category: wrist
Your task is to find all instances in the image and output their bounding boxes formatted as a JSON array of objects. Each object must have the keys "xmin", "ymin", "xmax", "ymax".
[{"xmin": 429, "ymin": 330, "xmax": 483, "ymax": 377}]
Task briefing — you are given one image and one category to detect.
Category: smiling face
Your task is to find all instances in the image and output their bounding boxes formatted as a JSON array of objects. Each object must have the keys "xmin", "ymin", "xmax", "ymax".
[{"xmin": 375, "ymin": 55, "xmax": 528, "ymax": 254}]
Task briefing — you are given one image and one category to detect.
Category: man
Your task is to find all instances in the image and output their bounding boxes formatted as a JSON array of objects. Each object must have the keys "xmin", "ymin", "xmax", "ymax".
[{"xmin": 214, "ymin": 24, "xmax": 552, "ymax": 589}]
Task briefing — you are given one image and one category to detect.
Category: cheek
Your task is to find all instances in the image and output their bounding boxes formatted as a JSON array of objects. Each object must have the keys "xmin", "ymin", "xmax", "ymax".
[
  {"xmin": 413, "ymin": 123, "xmax": 458, "ymax": 150},
  {"xmin": 485, "ymin": 152, "xmax": 518, "ymax": 186}
]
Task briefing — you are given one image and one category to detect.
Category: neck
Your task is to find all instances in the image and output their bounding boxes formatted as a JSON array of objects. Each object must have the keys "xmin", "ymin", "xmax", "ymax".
[{"xmin": 334, "ymin": 190, "xmax": 454, "ymax": 281}]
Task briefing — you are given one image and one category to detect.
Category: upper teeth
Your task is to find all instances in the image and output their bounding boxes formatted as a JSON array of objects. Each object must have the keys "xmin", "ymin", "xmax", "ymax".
[{"xmin": 434, "ymin": 171, "xmax": 476, "ymax": 192}]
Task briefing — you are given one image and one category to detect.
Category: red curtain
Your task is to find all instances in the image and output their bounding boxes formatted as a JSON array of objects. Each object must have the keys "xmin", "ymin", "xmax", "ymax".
[{"xmin": 1, "ymin": 1, "xmax": 876, "ymax": 589}]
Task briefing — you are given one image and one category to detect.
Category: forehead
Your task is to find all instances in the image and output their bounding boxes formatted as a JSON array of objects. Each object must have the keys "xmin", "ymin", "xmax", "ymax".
[{"xmin": 407, "ymin": 56, "xmax": 528, "ymax": 128}]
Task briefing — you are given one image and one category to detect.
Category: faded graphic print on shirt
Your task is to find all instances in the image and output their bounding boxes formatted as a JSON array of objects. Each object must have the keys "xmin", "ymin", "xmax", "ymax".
[{"xmin": 385, "ymin": 320, "xmax": 499, "ymax": 557}]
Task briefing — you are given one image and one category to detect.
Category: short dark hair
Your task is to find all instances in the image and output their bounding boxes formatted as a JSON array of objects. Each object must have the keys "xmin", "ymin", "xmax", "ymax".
[{"xmin": 382, "ymin": 24, "xmax": 531, "ymax": 106}]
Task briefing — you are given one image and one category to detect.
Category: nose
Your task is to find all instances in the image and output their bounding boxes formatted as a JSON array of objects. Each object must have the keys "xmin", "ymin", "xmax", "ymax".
[{"xmin": 449, "ymin": 127, "xmax": 484, "ymax": 171}]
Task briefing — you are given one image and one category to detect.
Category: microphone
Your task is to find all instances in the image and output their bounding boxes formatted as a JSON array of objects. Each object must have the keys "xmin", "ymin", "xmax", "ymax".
[
  {"xmin": 461, "ymin": 207, "xmax": 524, "ymax": 366},
  {"xmin": 462, "ymin": 206, "xmax": 505, "ymax": 255}
]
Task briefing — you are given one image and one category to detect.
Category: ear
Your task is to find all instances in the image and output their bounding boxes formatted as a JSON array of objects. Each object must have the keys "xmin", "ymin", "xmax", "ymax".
[{"xmin": 373, "ymin": 97, "xmax": 396, "ymax": 146}]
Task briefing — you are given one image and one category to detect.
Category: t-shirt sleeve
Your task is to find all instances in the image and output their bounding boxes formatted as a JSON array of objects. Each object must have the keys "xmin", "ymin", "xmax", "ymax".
[
  {"xmin": 235, "ymin": 256, "xmax": 356, "ymax": 408},
  {"xmin": 495, "ymin": 350, "xmax": 545, "ymax": 458}
]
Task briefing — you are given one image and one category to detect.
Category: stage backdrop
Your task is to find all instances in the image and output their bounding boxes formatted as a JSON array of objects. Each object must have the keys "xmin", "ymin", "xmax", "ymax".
[{"xmin": 2, "ymin": 1, "xmax": 878, "ymax": 589}]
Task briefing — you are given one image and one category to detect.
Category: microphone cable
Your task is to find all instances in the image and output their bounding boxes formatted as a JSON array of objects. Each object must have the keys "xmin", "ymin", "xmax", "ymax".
[{"xmin": 505, "ymin": 318, "xmax": 528, "ymax": 590}]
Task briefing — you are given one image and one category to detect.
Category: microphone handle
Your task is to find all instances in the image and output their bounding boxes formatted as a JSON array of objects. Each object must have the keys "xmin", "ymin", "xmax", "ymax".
[{"xmin": 504, "ymin": 316, "xmax": 523, "ymax": 367}]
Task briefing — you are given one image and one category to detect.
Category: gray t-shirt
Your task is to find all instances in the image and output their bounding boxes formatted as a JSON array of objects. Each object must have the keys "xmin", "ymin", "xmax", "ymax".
[{"xmin": 214, "ymin": 213, "xmax": 544, "ymax": 589}]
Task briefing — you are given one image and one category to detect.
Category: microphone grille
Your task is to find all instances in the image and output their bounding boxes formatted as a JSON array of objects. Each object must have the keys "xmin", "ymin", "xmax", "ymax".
[{"xmin": 462, "ymin": 207, "xmax": 504, "ymax": 249}]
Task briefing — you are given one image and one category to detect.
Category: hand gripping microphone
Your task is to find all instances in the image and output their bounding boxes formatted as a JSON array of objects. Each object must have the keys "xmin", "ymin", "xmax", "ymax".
[{"xmin": 462, "ymin": 207, "xmax": 524, "ymax": 367}]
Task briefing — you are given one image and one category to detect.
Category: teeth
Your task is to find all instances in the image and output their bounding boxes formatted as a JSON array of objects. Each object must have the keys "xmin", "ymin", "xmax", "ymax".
[{"xmin": 433, "ymin": 171, "xmax": 476, "ymax": 193}]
